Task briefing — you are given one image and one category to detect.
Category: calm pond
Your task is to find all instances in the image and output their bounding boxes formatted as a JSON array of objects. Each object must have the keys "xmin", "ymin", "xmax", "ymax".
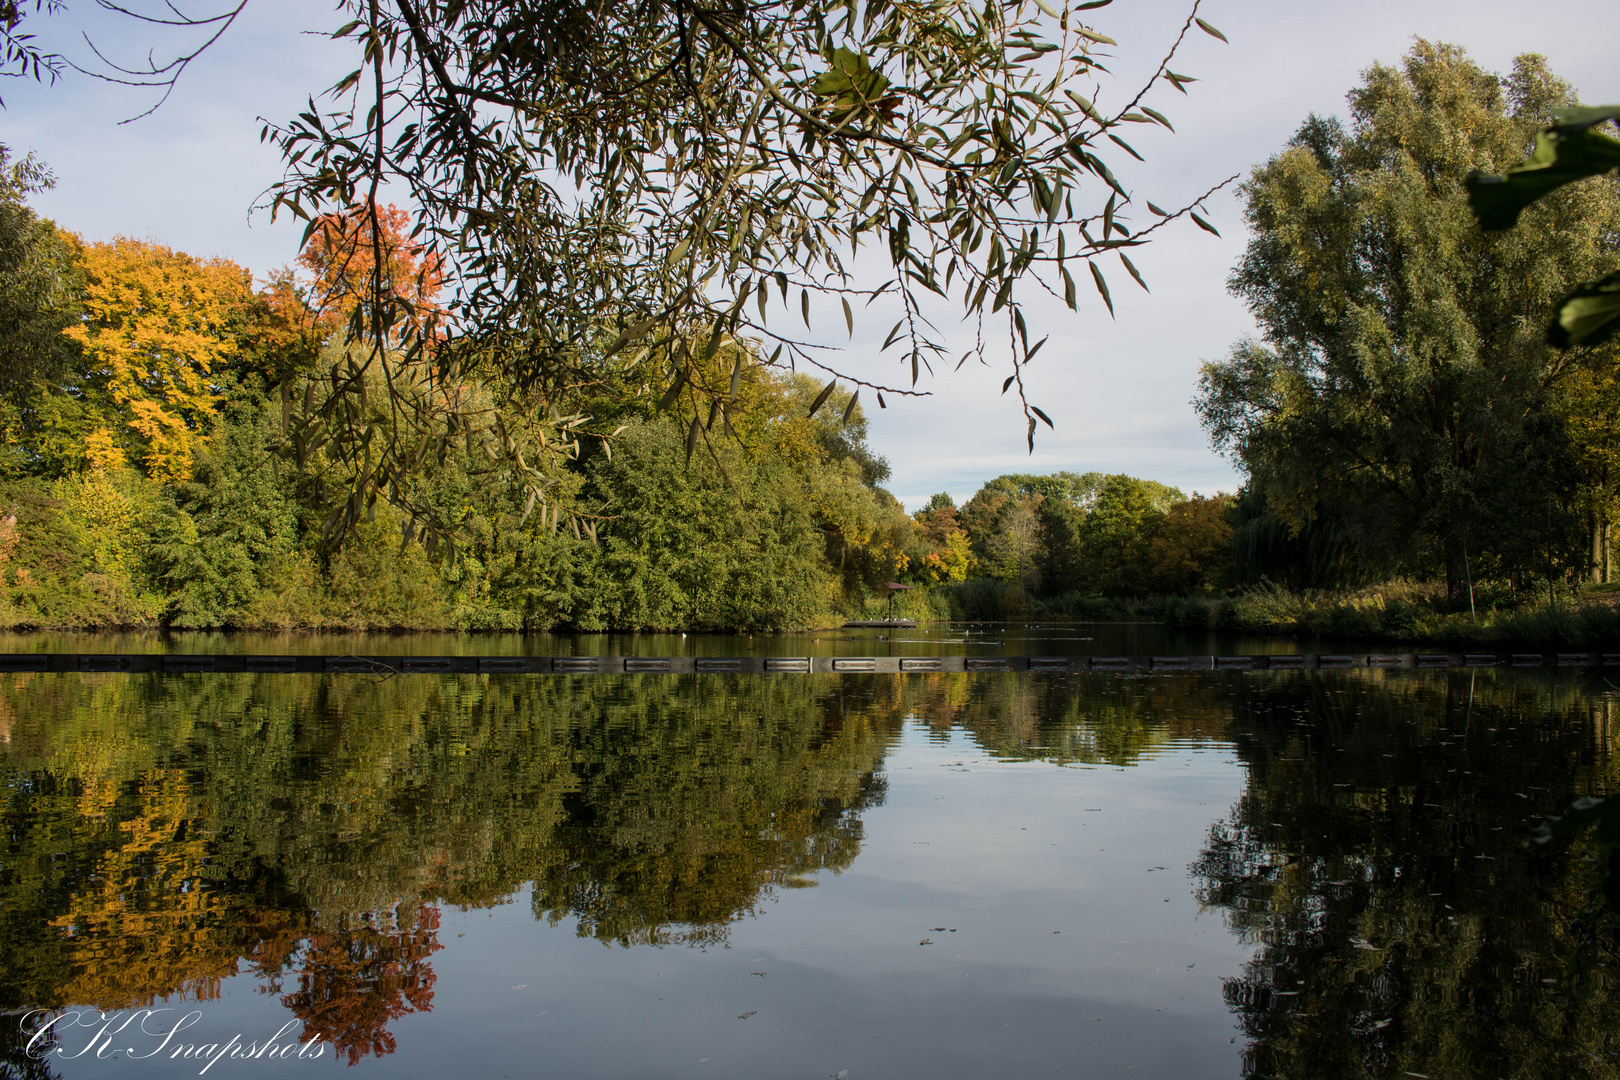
[{"xmin": 2, "ymin": 664, "xmax": 1618, "ymax": 1079}]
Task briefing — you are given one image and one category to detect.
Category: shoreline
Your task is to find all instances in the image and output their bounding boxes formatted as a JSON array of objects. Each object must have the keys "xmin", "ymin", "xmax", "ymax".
[{"xmin": 2, "ymin": 615, "xmax": 1616, "ymax": 655}]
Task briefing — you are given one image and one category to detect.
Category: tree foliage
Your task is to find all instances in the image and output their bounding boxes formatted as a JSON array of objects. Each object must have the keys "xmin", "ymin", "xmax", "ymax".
[
  {"xmin": 0, "ymin": 206, "xmax": 929, "ymax": 630},
  {"xmin": 1197, "ymin": 43, "xmax": 1620, "ymax": 593},
  {"xmin": 5, "ymin": 0, "xmax": 1243, "ymax": 549},
  {"xmin": 0, "ymin": 145, "xmax": 77, "ymax": 406},
  {"xmin": 0, "ymin": 150, "xmax": 1236, "ymax": 630},
  {"xmin": 62, "ymin": 238, "xmax": 252, "ymax": 481},
  {"xmin": 939, "ymin": 470, "xmax": 1218, "ymax": 606},
  {"xmin": 297, "ymin": 201, "xmax": 444, "ymax": 334},
  {"xmin": 244, "ymin": 0, "xmax": 1232, "ymax": 537},
  {"xmin": 1468, "ymin": 103, "xmax": 1620, "ymax": 348}
]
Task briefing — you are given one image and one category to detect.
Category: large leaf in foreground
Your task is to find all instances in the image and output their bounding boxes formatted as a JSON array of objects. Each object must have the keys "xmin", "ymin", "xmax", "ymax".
[
  {"xmin": 1466, "ymin": 121, "xmax": 1620, "ymax": 230},
  {"xmin": 1550, "ymin": 267, "xmax": 1620, "ymax": 349}
]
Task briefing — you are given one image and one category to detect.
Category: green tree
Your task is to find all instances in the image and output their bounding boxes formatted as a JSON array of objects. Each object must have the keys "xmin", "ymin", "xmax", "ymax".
[
  {"xmin": 154, "ymin": 384, "xmax": 303, "ymax": 627},
  {"xmin": 1197, "ymin": 43, "xmax": 1620, "ymax": 596},
  {"xmin": 984, "ymin": 496, "xmax": 1044, "ymax": 602},
  {"xmin": 0, "ymin": 0, "xmax": 1234, "ymax": 538},
  {"xmin": 250, "ymin": 0, "xmax": 1234, "ymax": 539},
  {"xmin": 782, "ymin": 374, "xmax": 890, "ymax": 489},
  {"xmin": 1072, "ymin": 474, "xmax": 1169, "ymax": 595},
  {"xmin": 1467, "ymin": 105, "xmax": 1620, "ymax": 347},
  {"xmin": 578, "ymin": 418, "xmax": 832, "ymax": 631},
  {"xmin": 1031, "ymin": 473, "xmax": 1182, "ymax": 596},
  {"xmin": 0, "ymin": 467, "xmax": 174, "ymax": 628},
  {"xmin": 1147, "ymin": 493, "xmax": 1234, "ymax": 592},
  {"xmin": 958, "ymin": 477, "xmax": 1020, "ymax": 565},
  {"xmin": 0, "ymin": 146, "xmax": 82, "ymax": 477}
]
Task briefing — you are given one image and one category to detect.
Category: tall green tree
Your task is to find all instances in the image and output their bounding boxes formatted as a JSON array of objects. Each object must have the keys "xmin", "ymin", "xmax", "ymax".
[
  {"xmin": 577, "ymin": 418, "xmax": 832, "ymax": 631},
  {"xmin": 1025, "ymin": 473, "xmax": 1182, "ymax": 596},
  {"xmin": 0, "ymin": 145, "xmax": 81, "ymax": 476},
  {"xmin": 1070, "ymin": 473, "xmax": 1172, "ymax": 595},
  {"xmin": 153, "ymin": 386, "xmax": 302, "ymax": 628},
  {"xmin": 1197, "ymin": 43, "xmax": 1620, "ymax": 595}
]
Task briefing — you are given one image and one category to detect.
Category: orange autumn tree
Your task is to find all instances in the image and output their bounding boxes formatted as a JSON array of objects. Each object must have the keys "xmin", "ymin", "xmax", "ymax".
[
  {"xmin": 297, "ymin": 202, "xmax": 444, "ymax": 339},
  {"xmin": 64, "ymin": 238, "xmax": 251, "ymax": 481}
]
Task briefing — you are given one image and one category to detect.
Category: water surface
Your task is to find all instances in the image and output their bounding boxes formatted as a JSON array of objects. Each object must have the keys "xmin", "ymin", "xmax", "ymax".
[{"xmin": 2, "ymin": 669, "xmax": 1617, "ymax": 1078}]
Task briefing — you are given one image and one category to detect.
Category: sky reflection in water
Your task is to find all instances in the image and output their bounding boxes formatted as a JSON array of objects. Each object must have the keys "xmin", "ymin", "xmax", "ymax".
[{"xmin": 1, "ymin": 669, "xmax": 1616, "ymax": 1078}]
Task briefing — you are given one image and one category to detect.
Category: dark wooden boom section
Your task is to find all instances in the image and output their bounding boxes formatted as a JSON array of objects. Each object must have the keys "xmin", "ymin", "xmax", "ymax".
[{"xmin": 1, "ymin": 652, "xmax": 1618, "ymax": 675}]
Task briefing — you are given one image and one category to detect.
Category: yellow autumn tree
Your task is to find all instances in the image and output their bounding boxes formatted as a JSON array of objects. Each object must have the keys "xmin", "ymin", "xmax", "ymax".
[{"xmin": 64, "ymin": 238, "xmax": 250, "ymax": 482}]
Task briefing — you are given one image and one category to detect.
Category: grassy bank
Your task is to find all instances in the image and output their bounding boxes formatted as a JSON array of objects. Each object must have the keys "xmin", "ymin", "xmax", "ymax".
[
  {"xmin": 1161, "ymin": 581, "xmax": 1620, "ymax": 649},
  {"xmin": 859, "ymin": 577, "xmax": 1620, "ymax": 650}
]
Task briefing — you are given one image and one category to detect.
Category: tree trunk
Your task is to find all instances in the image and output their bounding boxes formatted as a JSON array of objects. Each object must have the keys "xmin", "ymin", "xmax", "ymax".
[
  {"xmin": 1463, "ymin": 539, "xmax": 1476, "ymax": 621},
  {"xmin": 1594, "ymin": 513, "xmax": 1605, "ymax": 585}
]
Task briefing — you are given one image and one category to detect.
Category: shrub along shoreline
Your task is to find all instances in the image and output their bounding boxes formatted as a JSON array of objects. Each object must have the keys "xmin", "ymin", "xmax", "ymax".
[
  {"xmin": 876, "ymin": 579, "xmax": 1620, "ymax": 650},
  {"xmin": 1161, "ymin": 586, "xmax": 1620, "ymax": 650},
  {"xmin": 7, "ymin": 578, "xmax": 1618, "ymax": 651}
]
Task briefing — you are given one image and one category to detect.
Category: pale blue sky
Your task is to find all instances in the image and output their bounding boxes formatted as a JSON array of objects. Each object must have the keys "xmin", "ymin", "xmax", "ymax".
[{"xmin": 5, "ymin": 0, "xmax": 1613, "ymax": 509}]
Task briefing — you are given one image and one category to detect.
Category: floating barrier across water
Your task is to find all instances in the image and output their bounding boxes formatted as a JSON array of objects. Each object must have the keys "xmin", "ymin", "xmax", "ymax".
[{"xmin": 1, "ymin": 652, "xmax": 1619, "ymax": 674}]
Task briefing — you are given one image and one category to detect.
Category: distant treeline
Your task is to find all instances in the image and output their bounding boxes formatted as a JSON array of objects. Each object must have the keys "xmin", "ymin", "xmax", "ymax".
[{"xmin": 912, "ymin": 474, "xmax": 1233, "ymax": 620}]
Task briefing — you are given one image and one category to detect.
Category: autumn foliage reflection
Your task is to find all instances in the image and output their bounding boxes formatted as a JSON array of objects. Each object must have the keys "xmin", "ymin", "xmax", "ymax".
[{"xmin": 251, "ymin": 902, "xmax": 441, "ymax": 1066}]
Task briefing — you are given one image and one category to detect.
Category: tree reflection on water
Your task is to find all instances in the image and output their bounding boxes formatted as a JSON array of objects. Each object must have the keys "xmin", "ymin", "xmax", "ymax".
[
  {"xmin": 1193, "ymin": 672, "xmax": 1620, "ymax": 1080},
  {"xmin": 0, "ymin": 674, "xmax": 905, "ymax": 1064},
  {"xmin": 1, "ymin": 669, "xmax": 1619, "ymax": 1075}
]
